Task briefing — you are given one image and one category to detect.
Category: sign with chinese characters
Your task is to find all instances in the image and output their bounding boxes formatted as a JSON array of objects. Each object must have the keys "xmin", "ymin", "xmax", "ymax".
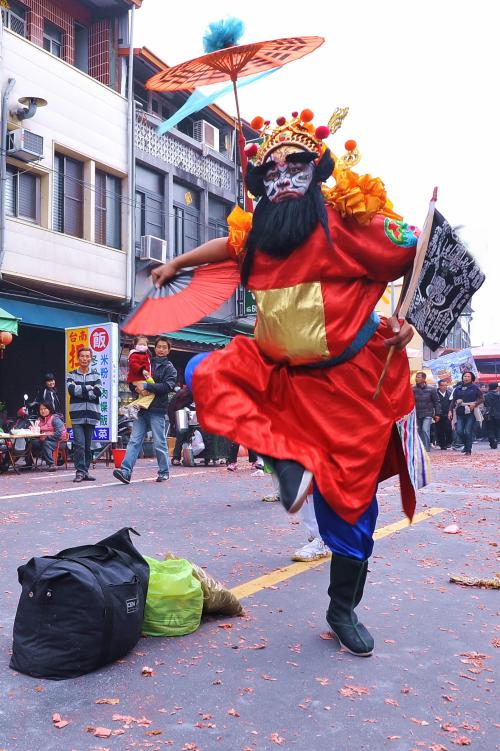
[
  {"xmin": 244, "ymin": 289, "xmax": 256, "ymax": 315},
  {"xmin": 65, "ymin": 323, "xmax": 119, "ymax": 442},
  {"xmin": 406, "ymin": 209, "xmax": 485, "ymax": 351}
]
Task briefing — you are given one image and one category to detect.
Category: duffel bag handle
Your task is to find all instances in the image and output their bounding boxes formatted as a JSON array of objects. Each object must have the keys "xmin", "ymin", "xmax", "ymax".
[{"xmin": 56, "ymin": 544, "xmax": 117, "ymax": 561}]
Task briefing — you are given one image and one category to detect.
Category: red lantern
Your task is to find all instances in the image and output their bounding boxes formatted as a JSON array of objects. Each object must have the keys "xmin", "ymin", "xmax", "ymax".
[{"xmin": 0, "ymin": 331, "xmax": 13, "ymax": 358}]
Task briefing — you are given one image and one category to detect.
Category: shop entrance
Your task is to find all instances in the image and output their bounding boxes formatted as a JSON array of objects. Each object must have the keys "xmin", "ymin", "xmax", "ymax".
[{"xmin": 0, "ymin": 325, "xmax": 65, "ymax": 419}]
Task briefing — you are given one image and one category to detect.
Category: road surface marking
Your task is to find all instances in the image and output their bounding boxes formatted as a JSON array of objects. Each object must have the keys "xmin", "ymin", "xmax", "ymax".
[
  {"xmin": 230, "ymin": 507, "xmax": 445, "ymax": 600},
  {"xmin": 0, "ymin": 470, "xmax": 209, "ymax": 501}
]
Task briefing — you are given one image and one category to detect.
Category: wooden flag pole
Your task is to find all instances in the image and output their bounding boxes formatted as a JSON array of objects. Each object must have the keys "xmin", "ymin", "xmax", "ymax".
[{"xmin": 373, "ymin": 188, "xmax": 438, "ymax": 400}]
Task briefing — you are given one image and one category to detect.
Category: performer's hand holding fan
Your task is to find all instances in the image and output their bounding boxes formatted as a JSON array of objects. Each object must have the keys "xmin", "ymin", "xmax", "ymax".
[{"xmin": 122, "ymin": 259, "xmax": 240, "ymax": 336}]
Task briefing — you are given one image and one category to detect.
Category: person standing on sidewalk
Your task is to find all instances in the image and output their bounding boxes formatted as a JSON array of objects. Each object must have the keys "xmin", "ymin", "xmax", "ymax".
[
  {"xmin": 483, "ymin": 382, "xmax": 500, "ymax": 449},
  {"xmin": 35, "ymin": 373, "xmax": 63, "ymax": 417},
  {"xmin": 449, "ymin": 371, "xmax": 483, "ymax": 455},
  {"xmin": 67, "ymin": 347, "xmax": 102, "ymax": 483},
  {"xmin": 412, "ymin": 372, "xmax": 441, "ymax": 451},
  {"xmin": 114, "ymin": 336, "xmax": 177, "ymax": 484},
  {"xmin": 435, "ymin": 379, "xmax": 453, "ymax": 449}
]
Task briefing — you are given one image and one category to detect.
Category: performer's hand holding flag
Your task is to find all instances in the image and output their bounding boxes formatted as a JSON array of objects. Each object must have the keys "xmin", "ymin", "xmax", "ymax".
[{"xmin": 374, "ymin": 188, "xmax": 485, "ymax": 398}]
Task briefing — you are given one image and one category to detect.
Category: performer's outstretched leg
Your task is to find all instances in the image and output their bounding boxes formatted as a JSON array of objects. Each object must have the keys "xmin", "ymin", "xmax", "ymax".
[
  {"xmin": 314, "ymin": 486, "xmax": 378, "ymax": 656},
  {"xmin": 262, "ymin": 456, "xmax": 312, "ymax": 513}
]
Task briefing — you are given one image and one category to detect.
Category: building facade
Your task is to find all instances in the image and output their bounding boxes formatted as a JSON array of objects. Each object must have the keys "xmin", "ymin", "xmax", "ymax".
[{"xmin": 0, "ymin": 0, "xmax": 141, "ymax": 413}]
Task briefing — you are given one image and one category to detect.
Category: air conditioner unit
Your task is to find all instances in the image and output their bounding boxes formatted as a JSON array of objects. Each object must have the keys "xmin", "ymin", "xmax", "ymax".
[
  {"xmin": 193, "ymin": 119, "xmax": 219, "ymax": 150},
  {"xmin": 7, "ymin": 128, "xmax": 44, "ymax": 162},
  {"xmin": 140, "ymin": 235, "xmax": 167, "ymax": 264}
]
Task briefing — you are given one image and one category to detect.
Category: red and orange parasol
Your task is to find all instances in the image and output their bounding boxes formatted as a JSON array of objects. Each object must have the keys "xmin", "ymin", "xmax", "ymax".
[{"xmin": 146, "ymin": 33, "xmax": 324, "ymax": 208}]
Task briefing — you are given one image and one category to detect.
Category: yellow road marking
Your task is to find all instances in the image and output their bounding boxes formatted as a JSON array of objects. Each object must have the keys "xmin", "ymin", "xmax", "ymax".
[{"xmin": 230, "ymin": 507, "xmax": 445, "ymax": 600}]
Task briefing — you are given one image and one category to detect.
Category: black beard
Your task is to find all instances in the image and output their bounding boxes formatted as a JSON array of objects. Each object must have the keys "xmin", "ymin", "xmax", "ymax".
[
  {"xmin": 240, "ymin": 183, "xmax": 330, "ymax": 286},
  {"xmin": 249, "ymin": 187, "xmax": 321, "ymax": 259}
]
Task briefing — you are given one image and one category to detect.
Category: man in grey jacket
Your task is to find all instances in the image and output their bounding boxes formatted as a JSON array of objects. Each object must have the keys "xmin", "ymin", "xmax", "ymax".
[
  {"xmin": 412, "ymin": 371, "xmax": 441, "ymax": 451},
  {"xmin": 67, "ymin": 347, "xmax": 102, "ymax": 482}
]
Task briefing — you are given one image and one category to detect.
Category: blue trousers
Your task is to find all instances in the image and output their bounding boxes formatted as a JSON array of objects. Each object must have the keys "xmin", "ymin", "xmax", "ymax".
[
  {"xmin": 313, "ymin": 484, "xmax": 378, "ymax": 561},
  {"xmin": 121, "ymin": 409, "xmax": 170, "ymax": 476},
  {"xmin": 455, "ymin": 412, "xmax": 475, "ymax": 453}
]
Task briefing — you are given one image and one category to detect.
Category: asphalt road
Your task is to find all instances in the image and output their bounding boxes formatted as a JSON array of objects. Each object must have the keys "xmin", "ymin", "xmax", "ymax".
[{"xmin": 0, "ymin": 446, "xmax": 498, "ymax": 751}]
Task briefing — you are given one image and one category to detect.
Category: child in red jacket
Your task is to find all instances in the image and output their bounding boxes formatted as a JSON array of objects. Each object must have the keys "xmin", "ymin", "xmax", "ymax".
[
  {"xmin": 127, "ymin": 335, "xmax": 154, "ymax": 410},
  {"xmin": 127, "ymin": 335, "xmax": 152, "ymax": 383}
]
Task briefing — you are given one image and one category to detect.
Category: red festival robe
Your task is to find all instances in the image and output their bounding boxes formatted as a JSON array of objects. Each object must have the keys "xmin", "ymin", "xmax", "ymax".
[{"xmin": 193, "ymin": 206, "xmax": 430, "ymax": 524}]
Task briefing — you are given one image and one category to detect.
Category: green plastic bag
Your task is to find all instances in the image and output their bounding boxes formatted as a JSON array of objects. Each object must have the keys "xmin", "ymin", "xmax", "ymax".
[{"xmin": 143, "ymin": 556, "xmax": 203, "ymax": 637}]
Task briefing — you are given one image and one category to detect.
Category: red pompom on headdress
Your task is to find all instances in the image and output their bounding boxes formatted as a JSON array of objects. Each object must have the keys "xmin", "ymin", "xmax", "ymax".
[
  {"xmin": 246, "ymin": 108, "xmax": 332, "ymax": 166},
  {"xmin": 244, "ymin": 142, "xmax": 259, "ymax": 157},
  {"xmin": 250, "ymin": 115, "xmax": 265, "ymax": 131},
  {"xmin": 315, "ymin": 125, "xmax": 330, "ymax": 140}
]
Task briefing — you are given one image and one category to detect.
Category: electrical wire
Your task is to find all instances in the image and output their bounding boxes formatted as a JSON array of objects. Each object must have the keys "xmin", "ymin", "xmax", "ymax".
[
  {"xmin": 2, "ymin": 278, "xmax": 125, "ymax": 315},
  {"xmin": 0, "ymin": 146, "xmax": 240, "ymax": 230}
]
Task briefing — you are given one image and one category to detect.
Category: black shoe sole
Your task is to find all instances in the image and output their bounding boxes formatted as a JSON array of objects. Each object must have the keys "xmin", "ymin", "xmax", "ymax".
[{"xmin": 113, "ymin": 470, "xmax": 130, "ymax": 484}]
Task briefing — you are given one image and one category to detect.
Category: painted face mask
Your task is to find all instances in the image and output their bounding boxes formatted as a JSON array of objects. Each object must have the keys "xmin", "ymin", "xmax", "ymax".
[{"xmin": 263, "ymin": 160, "xmax": 314, "ymax": 203}]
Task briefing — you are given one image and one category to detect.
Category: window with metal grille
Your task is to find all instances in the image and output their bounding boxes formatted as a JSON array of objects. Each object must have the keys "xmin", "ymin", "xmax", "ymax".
[
  {"xmin": 173, "ymin": 204, "xmax": 200, "ymax": 256},
  {"xmin": 151, "ymin": 95, "xmax": 171, "ymax": 121},
  {"xmin": 5, "ymin": 165, "xmax": 40, "ymax": 223},
  {"xmin": 53, "ymin": 154, "xmax": 83, "ymax": 237},
  {"xmin": 135, "ymin": 192, "xmax": 164, "ymax": 249},
  {"xmin": 74, "ymin": 23, "xmax": 89, "ymax": 73},
  {"xmin": 95, "ymin": 170, "xmax": 121, "ymax": 249},
  {"xmin": 43, "ymin": 20, "xmax": 63, "ymax": 58},
  {"xmin": 1, "ymin": 2, "xmax": 27, "ymax": 37},
  {"xmin": 208, "ymin": 197, "xmax": 230, "ymax": 240}
]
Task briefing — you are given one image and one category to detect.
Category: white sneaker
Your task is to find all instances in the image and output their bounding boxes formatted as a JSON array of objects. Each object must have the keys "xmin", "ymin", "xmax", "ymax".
[{"xmin": 292, "ymin": 538, "xmax": 330, "ymax": 562}]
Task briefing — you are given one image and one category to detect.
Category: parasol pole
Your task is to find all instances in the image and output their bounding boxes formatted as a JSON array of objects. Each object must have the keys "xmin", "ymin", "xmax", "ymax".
[
  {"xmin": 373, "ymin": 187, "xmax": 438, "ymax": 400},
  {"xmin": 231, "ymin": 74, "xmax": 252, "ymax": 212}
]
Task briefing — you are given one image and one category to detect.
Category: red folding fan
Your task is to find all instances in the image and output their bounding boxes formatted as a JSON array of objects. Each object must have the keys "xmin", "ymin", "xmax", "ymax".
[{"xmin": 121, "ymin": 259, "xmax": 241, "ymax": 336}]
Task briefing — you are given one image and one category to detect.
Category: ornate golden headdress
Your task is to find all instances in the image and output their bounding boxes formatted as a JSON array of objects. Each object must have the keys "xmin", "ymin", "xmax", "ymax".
[
  {"xmin": 242, "ymin": 106, "xmax": 402, "ymax": 226},
  {"xmin": 244, "ymin": 108, "xmax": 338, "ymax": 165}
]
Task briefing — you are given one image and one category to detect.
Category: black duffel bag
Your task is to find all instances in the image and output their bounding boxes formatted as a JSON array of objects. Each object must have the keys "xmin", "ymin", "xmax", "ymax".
[{"xmin": 10, "ymin": 527, "xmax": 149, "ymax": 680}]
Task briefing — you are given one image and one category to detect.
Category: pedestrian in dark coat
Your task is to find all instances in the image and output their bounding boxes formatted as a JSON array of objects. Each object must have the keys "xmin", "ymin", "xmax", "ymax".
[
  {"xmin": 412, "ymin": 371, "xmax": 441, "ymax": 451},
  {"xmin": 435, "ymin": 379, "xmax": 453, "ymax": 449},
  {"xmin": 484, "ymin": 382, "xmax": 500, "ymax": 449},
  {"xmin": 35, "ymin": 373, "xmax": 63, "ymax": 416}
]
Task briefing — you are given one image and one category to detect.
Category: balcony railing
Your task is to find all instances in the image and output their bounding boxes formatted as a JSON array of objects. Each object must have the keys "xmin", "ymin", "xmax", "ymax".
[{"xmin": 135, "ymin": 112, "xmax": 235, "ymax": 193}]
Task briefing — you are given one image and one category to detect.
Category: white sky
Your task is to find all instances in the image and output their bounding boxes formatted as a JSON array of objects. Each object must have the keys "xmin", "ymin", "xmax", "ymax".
[{"xmin": 135, "ymin": 0, "xmax": 498, "ymax": 345}]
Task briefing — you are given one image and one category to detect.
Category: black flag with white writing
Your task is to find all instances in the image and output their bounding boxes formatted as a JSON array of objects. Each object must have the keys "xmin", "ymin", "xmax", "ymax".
[{"xmin": 406, "ymin": 210, "xmax": 485, "ymax": 351}]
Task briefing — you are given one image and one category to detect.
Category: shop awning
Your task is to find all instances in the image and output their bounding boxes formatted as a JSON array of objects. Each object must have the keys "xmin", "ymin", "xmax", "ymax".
[
  {"xmin": 165, "ymin": 326, "xmax": 231, "ymax": 348},
  {"xmin": 0, "ymin": 306, "xmax": 20, "ymax": 335},
  {"xmin": 0, "ymin": 297, "xmax": 108, "ymax": 330}
]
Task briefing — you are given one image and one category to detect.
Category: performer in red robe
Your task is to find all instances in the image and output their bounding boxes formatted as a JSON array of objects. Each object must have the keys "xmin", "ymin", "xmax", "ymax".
[{"xmin": 152, "ymin": 109, "xmax": 429, "ymax": 656}]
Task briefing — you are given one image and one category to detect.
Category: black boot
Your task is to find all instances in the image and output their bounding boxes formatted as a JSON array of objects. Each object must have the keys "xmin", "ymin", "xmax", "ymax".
[
  {"xmin": 326, "ymin": 554, "xmax": 374, "ymax": 656},
  {"xmin": 261, "ymin": 456, "xmax": 312, "ymax": 513}
]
